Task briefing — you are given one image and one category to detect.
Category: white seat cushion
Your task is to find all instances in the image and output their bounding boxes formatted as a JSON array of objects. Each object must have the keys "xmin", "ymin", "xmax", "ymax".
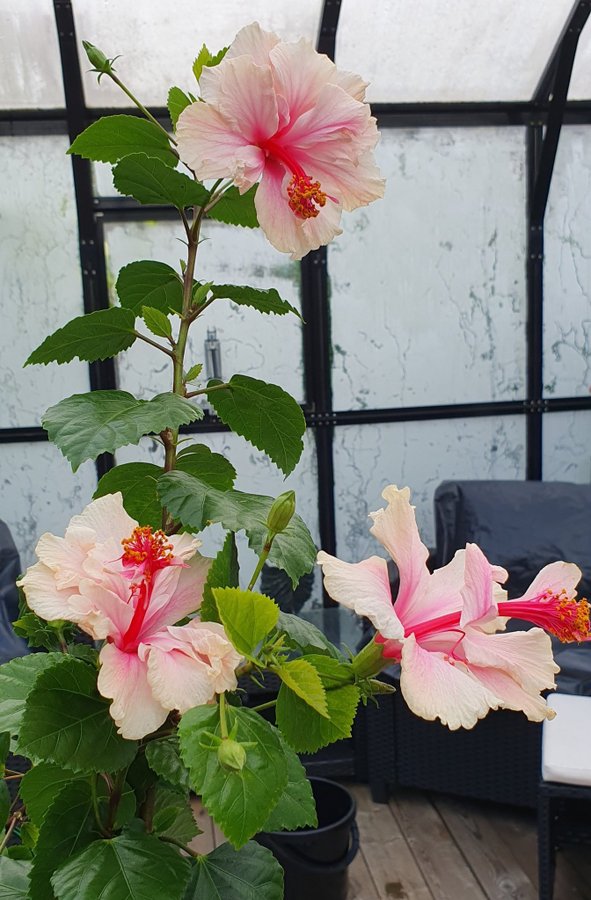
[{"xmin": 542, "ymin": 693, "xmax": 591, "ymax": 786}]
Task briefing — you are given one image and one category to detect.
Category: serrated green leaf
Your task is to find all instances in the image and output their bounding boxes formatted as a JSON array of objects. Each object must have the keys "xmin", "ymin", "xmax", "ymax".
[
  {"xmin": 208, "ymin": 185, "xmax": 259, "ymax": 228},
  {"xmin": 19, "ymin": 821, "xmax": 39, "ymax": 849},
  {"xmin": 276, "ymin": 612, "xmax": 342, "ymax": 659},
  {"xmin": 116, "ymin": 261, "xmax": 183, "ymax": 315},
  {"xmin": 20, "ymin": 763, "xmax": 84, "ymax": 827},
  {"xmin": 66, "ymin": 644, "xmax": 99, "ymax": 665},
  {"xmin": 153, "ymin": 785, "xmax": 198, "ymax": 843},
  {"xmin": 0, "ymin": 857, "xmax": 30, "ymax": 898},
  {"xmin": 14, "ymin": 592, "xmax": 77, "ymax": 651},
  {"xmin": 51, "ymin": 832, "xmax": 191, "ymax": 900},
  {"xmin": 141, "ymin": 305, "xmax": 172, "ymax": 339},
  {"xmin": 94, "ymin": 463, "xmax": 163, "ymax": 529},
  {"xmin": 210, "ymin": 284, "xmax": 301, "ymax": 319},
  {"xmin": 179, "ymin": 705, "xmax": 287, "ymax": 848},
  {"xmin": 145, "ymin": 737, "xmax": 190, "ymax": 791},
  {"xmin": 0, "ymin": 732, "xmax": 9, "ymax": 774},
  {"xmin": 68, "ymin": 115, "xmax": 176, "ymax": 167},
  {"xmin": 212, "ymin": 588, "xmax": 278, "ymax": 656},
  {"xmin": 201, "ymin": 534, "xmax": 239, "ymax": 623},
  {"xmin": 184, "ymin": 363, "xmax": 203, "ymax": 383},
  {"xmin": 207, "ymin": 375, "xmax": 304, "ymax": 476},
  {"xmin": 28, "ymin": 780, "xmax": 103, "ymax": 900},
  {"xmin": 43, "ymin": 390, "xmax": 202, "ymax": 471},
  {"xmin": 0, "ymin": 653, "xmax": 63, "ymax": 737},
  {"xmin": 260, "ymin": 737, "xmax": 317, "ymax": 832},
  {"xmin": 274, "ymin": 658, "xmax": 328, "ymax": 717},
  {"xmin": 192, "ymin": 44, "xmax": 212, "ymax": 81},
  {"xmin": 25, "ymin": 308, "xmax": 136, "ymax": 367},
  {"xmin": 113, "ymin": 153, "xmax": 209, "ymax": 208},
  {"xmin": 157, "ymin": 472, "xmax": 316, "ymax": 588},
  {"xmin": 184, "ymin": 841, "xmax": 283, "ymax": 900},
  {"xmin": 167, "ymin": 86, "xmax": 191, "ymax": 128},
  {"xmin": 19, "ymin": 657, "xmax": 137, "ymax": 773},
  {"xmin": 176, "ymin": 444, "xmax": 236, "ymax": 490}
]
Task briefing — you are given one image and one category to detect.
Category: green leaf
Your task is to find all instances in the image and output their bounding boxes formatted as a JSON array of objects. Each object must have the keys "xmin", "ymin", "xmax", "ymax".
[
  {"xmin": 207, "ymin": 375, "xmax": 305, "ymax": 476},
  {"xmin": 0, "ymin": 780, "xmax": 9, "ymax": 830},
  {"xmin": 0, "ymin": 732, "xmax": 9, "ymax": 774},
  {"xmin": 65, "ymin": 644, "xmax": 99, "ymax": 665},
  {"xmin": 274, "ymin": 658, "xmax": 328, "ymax": 718},
  {"xmin": 260, "ymin": 737, "xmax": 317, "ymax": 832},
  {"xmin": 68, "ymin": 115, "xmax": 176, "ymax": 167},
  {"xmin": 184, "ymin": 841, "xmax": 283, "ymax": 900},
  {"xmin": 212, "ymin": 588, "xmax": 279, "ymax": 656},
  {"xmin": 167, "ymin": 87, "xmax": 191, "ymax": 128},
  {"xmin": 157, "ymin": 471, "xmax": 316, "ymax": 588},
  {"xmin": 28, "ymin": 781, "xmax": 103, "ymax": 900},
  {"xmin": 208, "ymin": 185, "xmax": 259, "ymax": 228},
  {"xmin": 19, "ymin": 656, "xmax": 137, "ymax": 773},
  {"xmin": 179, "ymin": 705, "xmax": 287, "ymax": 848},
  {"xmin": 116, "ymin": 261, "xmax": 183, "ymax": 315},
  {"xmin": 141, "ymin": 305, "xmax": 172, "ymax": 339},
  {"xmin": 145, "ymin": 737, "xmax": 190, "ymax": 791},
  {"xmin": 276, "ymin": 612, "xmax": 342, "ymax": 659},
  {"xmin": 192, "ymin": 44, "xmax": 228, "ymax": 82},
  {"xmin": 43, "ymin": 390, "xmax": 202, "ymax": 471},
  {"xmin": 176, "ymin": 444, "xmax": 236, "ymax": 490},
  {"xmin": 153, "ymin": 785, "xmax": 198, "ymax": 843},
  {"xmin": 51, "ymin": 832, "xmax": 191, "ymax": 900},
  {"xmin": 184, "ymin": 363, "xmax": 203, "ymax": 383},
  {"xmin": 20, "ymin": 763, "xmax": 84, "ymax": 827},
  {"xmin": 201, "ymin": 534, "xmax": 239, "ymax": 623},
  {"xmin": 0, "ymin": 858, "xmax": 30, "ymax": 898},
  {"xmin": 14, "ymin": 593, "xmax": 77, "ymax": 652},
  {"xmin": 0, "ymin": 653, "xmax": 62, "ymax": 737},
  {"xmin": 210, "ymin": 284, "xmax": 301, "ymax": 319},
  {"xmin": 113, "ymin": 153, "xmax": 209, "ymax": 208},
  {"xmin": 276, "ymin": 656, "xmax": 360, "ymax": 754},
  {"xmin": 25, "ymin": 308, "xmax": 136, "ymax": 367},
  {"xmin": 94, "ymin": 462, "xmax": 162, "ymax": 529}
]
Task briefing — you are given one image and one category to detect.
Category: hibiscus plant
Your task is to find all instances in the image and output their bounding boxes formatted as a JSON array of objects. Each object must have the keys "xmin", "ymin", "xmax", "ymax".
[{"xmin": 1, "ymin": 20, "xmax": 589, "ymax": 900}]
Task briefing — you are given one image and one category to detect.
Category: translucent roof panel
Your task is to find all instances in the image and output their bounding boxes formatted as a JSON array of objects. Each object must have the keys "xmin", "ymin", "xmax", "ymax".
[
  {"xmin": 73, "ymin": 0, "xmax": 323, "ymax": 107},
  {"xmin": 0, "ymin": 0, "xmax": 65, "ymax": 109},
  {"xmin": 337, "ymin": 0, "xmax": 574, "ymax": 103},
  {"xmin": 568, "ymin": 21, "xmax": 591, "ymax": 100}
]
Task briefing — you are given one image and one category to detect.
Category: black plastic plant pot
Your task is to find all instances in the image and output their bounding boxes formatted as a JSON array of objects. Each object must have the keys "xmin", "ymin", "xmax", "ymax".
[{"xmin": 256, "ymin": 776, "xmax": 359, "ymax": 900}]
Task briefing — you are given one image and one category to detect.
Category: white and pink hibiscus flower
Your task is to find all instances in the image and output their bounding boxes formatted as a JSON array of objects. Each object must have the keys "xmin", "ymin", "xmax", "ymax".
[
  {"xmin": 176, "ymin": 22, "xmax": 385, "ymax": 259},
  {"xmin": 318, "ymin": 486, "xmax": 588, "ymax": 730},
  {"xmin": 18, "ymin": 493, "xmax": 241, "ymax": 740}
]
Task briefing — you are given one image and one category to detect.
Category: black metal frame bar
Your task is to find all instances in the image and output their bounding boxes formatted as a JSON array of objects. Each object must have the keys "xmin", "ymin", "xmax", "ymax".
[{"xmin": 3, "ymin": 2, "xmax": 591, "ymax": 591}]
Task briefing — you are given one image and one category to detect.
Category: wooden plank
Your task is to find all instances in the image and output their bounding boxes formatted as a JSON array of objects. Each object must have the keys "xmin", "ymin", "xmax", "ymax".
[
  {"xmin": 190, "ymin": 796, "xmax": 216, "ymax": 855},
  {"xmin": 432, "ymin": 795, "xmax": 537, "ymax": 899},
  {"xmin": 390, "ymin": 790, "xmax": 487, "ymax": 900},
  {"xmin": 352, "ymin": 784, "xmax": 433, "ymax": 900},
  {"xmin": 348, "ymin": 844, "xmax": 380, "ymax": 900}
]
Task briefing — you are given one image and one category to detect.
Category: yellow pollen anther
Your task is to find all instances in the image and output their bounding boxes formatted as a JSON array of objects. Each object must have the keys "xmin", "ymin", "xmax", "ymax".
[
  {"xmin": 121, "ymin": 526, "xmax": 174, "ymax": 566},
  {"xmin": 287, "ymin": 174, "xmax": 327, "ymax": 219}
]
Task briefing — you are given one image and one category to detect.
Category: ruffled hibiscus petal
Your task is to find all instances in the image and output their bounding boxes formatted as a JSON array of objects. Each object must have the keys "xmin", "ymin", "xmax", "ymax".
[
  {"xmin": 460, "ymin": 626, "xmax": 559, "ymax": 695},
  {"xmin": 35, "ymin": 528, "xmax": 96, "ymax": 589},
  {"xmin": 97, "ymin": 644, "xmax": 168, "ymax": 740},
  {"xmin": 17, "ymin": 561, "xmax": 79, "ymax": 622},
  {"xmin": 317, "ymin": 551, "xmax": 404, "ymax": 640},
  {"xmin": 467, "ymin": 664, "xmax": 556, "ymax": 722},
  {"xmin": 400, "ymin": 634, "xmax": 500, "ymax": 730},
  {"xmin": 145, "ymin": 647, "xmax": 217, "ymax": 714},
  {"xmin": 270, "ymin": 38, "xmax": 336, "ymax": 123},
  {"xmin": 285, "ymin": 83, "xmax": 373, "ymax": 149},
  {"xmin": 76, "ymin": 581, "xmax": 134, "ymax": 642},
  {"xmin": 224, "ymin": 21, "xmax": 280, "ymax": 67},
  {"xmin": 137, "ymin": 553, "xmax": 212, "ymax": 640},
  {"xmin": 68, "ymin": 493, "xmax": 136, "ymax": 545},
  {"xmin": 199, "ymin": 55, "xmax": 279, "ymax": 143},
  {"xmin": 329, "ymin": 68, "xmax": 368, "ymax": 102},
  {"xmin": 513, "ymin": 561, "xmax": 582, "ymax": 603},
  {"xmin": 459, "ymin": 543, "xmax": 497, "ymax": 627}
]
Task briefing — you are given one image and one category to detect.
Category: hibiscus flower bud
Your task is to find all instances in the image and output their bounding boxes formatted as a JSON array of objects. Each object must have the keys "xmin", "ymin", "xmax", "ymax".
[
  {"xmin": 217, "ymin": 737, "xmax": 247, "ymax": 772},
  {"xmin": 266, "ymin": 491, "xmax": 296, "ymax": 536},
  {"xmin": 82, "ymin": 41, "xmax": 116, "ymax": 77}
]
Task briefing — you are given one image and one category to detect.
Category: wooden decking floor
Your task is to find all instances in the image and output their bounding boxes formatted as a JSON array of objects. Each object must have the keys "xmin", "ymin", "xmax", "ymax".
[{"xmin": 192, "ymin": 784, "xmax": 591, "ymax": 900}]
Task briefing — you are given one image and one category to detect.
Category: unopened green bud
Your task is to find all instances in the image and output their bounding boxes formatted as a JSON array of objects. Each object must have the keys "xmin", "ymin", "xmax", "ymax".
[
  {"xmin": 217, "ymin": 738, "xmax": 247, "ymax": 772},
  {"xmin": 351, "ymin": 638, "xmax": 386, "ymax": 679},
  {"xmin": 82, "ymin": 41, "xmax": 116, "ymax": 77},
  {"xmin": 266, "ymin": 490, "xmax": 296, "ymax": 536}
]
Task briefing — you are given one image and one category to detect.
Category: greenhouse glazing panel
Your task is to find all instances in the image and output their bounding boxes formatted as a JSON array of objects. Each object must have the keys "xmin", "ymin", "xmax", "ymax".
[
  {"xmin": 0, "ymin": 0, "xmax": 65, "ymax": 109},
  {"xmin": 73, "ymin": 0, "xmax": 324, "ymax": 107},
  {"xmin": 0, "ymin": 136, "xmax": 90, "ymax": 428},
  {"xmin": 544, "ymin": 127, "xmax": 591, "ymax": 399},
  {"xmin": 104, "ymin": 220, "xmax": 305, "ymax": 404},
  {"xmin": 568, "ymin": 23, "xmax": 591, "ymax": 100},
  {"xmin": 336, "ymin": 0, "xmax": 572, "ymax": 103},
  {"xmin": 543, "ymin": 411, "xmax": 591, "ymax": 483},
  {"xmin": 333, "ymin": 417, "xmax": 526, "ymax": 563},
  {"xmin": 329, "ymin": 128, "xmax": 526, "ymax": 411},
  {"xmin": 0, "ymin": 442, "xmax": 97, "ymax": 570}
]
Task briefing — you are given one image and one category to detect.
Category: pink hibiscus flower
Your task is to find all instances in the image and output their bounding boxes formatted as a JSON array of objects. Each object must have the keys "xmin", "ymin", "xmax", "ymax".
[
  {"xmin": 18, "ymin": 493, "xmax": 241, "ymax": 739},
  {"xmin": 318, "ymin": 486, "xmax": 588, "ymax": 729},
  {"xmin": 176, "ymin": 22, "xmax": 385, "ymax": 259}
]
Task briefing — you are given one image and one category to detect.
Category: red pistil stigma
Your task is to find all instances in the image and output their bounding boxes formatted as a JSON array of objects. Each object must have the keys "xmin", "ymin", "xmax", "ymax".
[
  {"xmin": 287, "ymin": 173, "xmax": 327, "ymax": 219},
  {"xmin": 121, "ymin": 526, "xmax": 174, "ymax": 573}
]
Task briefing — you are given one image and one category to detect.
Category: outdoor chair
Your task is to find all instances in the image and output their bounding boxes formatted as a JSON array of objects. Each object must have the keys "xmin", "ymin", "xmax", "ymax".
[{"xmin": 538, "ymin": 693, "xmax": 591, "ymax": 900}]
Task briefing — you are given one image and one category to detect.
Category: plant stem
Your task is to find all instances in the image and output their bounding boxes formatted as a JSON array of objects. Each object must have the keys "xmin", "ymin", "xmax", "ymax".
[
  {"xmin": 219, "ymin": 693, "xmax": 229, "ymax": 740},
  {"xmin": 158, "ymin": 834, "xmax": 201, "ymax": 859},
  {"xmin": 247, "ymin": 539, "xmax": 273, "ymax": 591},
  {"xmin": 134, "ymin": 331, "xmax": 174, "ymax": 358},
  {"xmin": 142, "ymin": 783, "xmax": 156, "ymax": 834},
  {"xmin": 0, "ymin": 814, "xmax": 19, "ymax": 854},
  {"xmin": 185, "ymin": 382, "xmax": 230, "ymax": 399},
  {"xmin": 251, "ymin": 699, "xmax": 277, "ymax": 713},
  {"xmin": 109, "ymin": 73, "xmax": 178, "ymax": 147},
  {"xmin": 89, "ymin": 775, "xmax": 109, "ymax": 838}
]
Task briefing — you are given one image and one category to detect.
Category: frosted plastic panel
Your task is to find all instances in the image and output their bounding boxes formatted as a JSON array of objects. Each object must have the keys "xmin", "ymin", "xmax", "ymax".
[
  {"xmin": 543, "ymin": 412, "xmax": 591, "ymax": 483},
  {"xmin": 0, "ymin": 442, "xmax": 96, "ymax": 571},
  {"xmin": 0, "ymin": 1, "xmax": 65, "ymax": 109},
  {"xmin": 104, "ymin": 221, "xmax": 304, "ymax": 403},
  {"xmin": 337, "ymin": 0, "xmax": 572, "ymax": 103},
  {"xmin": 569, "ymin": 22, "xmax": 591, "ymax": 100},
  {"xmin": 0, "ymin": 136, "xmax": 90, "ymax": 427},
  {"xmin": 544, "ymin": 128, "xmax": 591, "ymax": 399},
  {"xmin": 334, "ymin": 416, "xmax": 526, "ymax": 562},
  {"xmin": 74, "ymin": 0, "xmax": 323, "ymax": 107},
  {"xmin": 329, "ymin": 128, "xmax": 526, "ymax": 411},
  {"xmin": 116, "ymin": 429, "xmax": 320, "ymax": 591}
]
